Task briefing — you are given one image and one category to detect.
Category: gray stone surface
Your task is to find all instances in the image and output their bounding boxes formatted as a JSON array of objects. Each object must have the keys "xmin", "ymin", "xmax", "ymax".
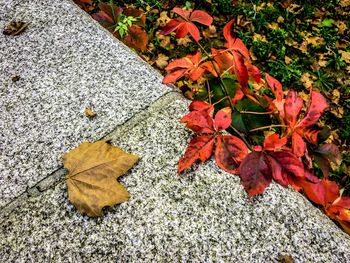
[
  {"xmin": 0, "ymin": 0, "xmax": 171, "ymax": 206},
  {"xmin": 1, "ymin": 93, "xmax": 349, "ymax": 262}
]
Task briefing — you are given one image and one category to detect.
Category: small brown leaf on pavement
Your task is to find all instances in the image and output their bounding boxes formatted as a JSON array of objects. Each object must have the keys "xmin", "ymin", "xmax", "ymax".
[
  {"xmin": 84, "ymin": 107, "xmax": 97, "ymax": 118},
  {"xmin": 63, "ymin": 141, "xmax": 139, "ymax": 217},
  {"xmin": 3, "ymin": 21, "xmax": 30, "ymax": 36}
]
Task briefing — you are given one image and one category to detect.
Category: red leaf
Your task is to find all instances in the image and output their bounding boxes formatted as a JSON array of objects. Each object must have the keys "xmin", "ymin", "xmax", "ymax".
[
  {"xmin": 228, "ymin": 38, "xmax": 250, "ymax": 60},
  {"xmin": 200, "ymin": 61, "xmax": 219, "ymax": 77},
  {"xmin": 239, "ymin": 152, "xmax": 272, "ymax": 197},
  {"xmin": 178, "ymin": 136, "xmax": 215, "ymax": 173},
  {"xmin": 98, "ymin": 3, "xmax": 123, "ymax": 20},
  {"xmin": 265, "ymin": 73, "xmax": 283, "ymax": 102},
  {"xmin": 163, "ymin": 52, "xmax": 204, "ymax": 83},
  {"xmin": 188, "ymin": 101, "xmax": 214, "ymax": 117},
  {"xmin": 189, "ymin": 10, "xmax": 213, "ymax": 26},
  {"xmin": 223, "ymin": 20, "xmax": 235, "ymax": 48},
  {"xmin": 160, "ymin": 18, "xmax": 183, "ymax": 35},
  {"xmin": 263, "ymin": 133, "xmax": 287, "ymax": 151},
  {"xmin": 180, "ymin": 111, "xmax": 214, "ymax": 133},
  {"xmin": 175, "ymin": 22, "xmax": 190, "ymax": 39},
  {"xmin": 231, "ymin": 88, "xmax": 245, "ymax": 106},
  {"xmin": 162, "ymin": 68, "xmax": 188, "ymax": 84},
  {"xmin": 161, "ymin": 8, "xmax": 211, "ymax": 42},
  {"xmin": 214, "ymin": 107, "xmax": 232, "ymax": 131},
  {"xmin": 297, "ymin": 90, "xmax": 328, "ymax": 129},
  {"xmin": 211, "ymin": 49, "xmax": 234, "ymax": 73},
  {"xmin": 267, "ymin": 155, "xmax": 289, "ymax": 186},
  {"xmin": 284, "ymin": 90, "xmax": 303, "ymax": 127},
  {"xmin": 301, "ymin": 179, "xmax": 339, "ymax": 206},
  {"xmin": 291, "ymin": 132, "xmax": 306, "ymax": 157},
  {"xmin": 333, "ymin": 197, "xmax": 350, "ymax": 210},
  {"xmin": 301, "ymin": 127, "xmax": 319, "ymax": 144},
  {"xmin": 215, "ymin": 135, "xmax": 249, "ymax": 174},
  {"xmin": 123, "ymin": 25, "xmax": 148, "ymax": 51},
  {"xmin": 247, "ymin": 64, "xmax": 261, "ymax": 83},
  {"xmin": 173, "ymin": 7, "xmax": 191, "ymax": 19},
  {"xmin": 186, "ymin": 22, "xmax": 201, "ymax": 42},
  {"xmin": 268, "ymin": 151, "xmax": 305, "ymax": 185},
  {"xmin": 232, "ymin": 51, "xmax": 249, "ymax": 87}
]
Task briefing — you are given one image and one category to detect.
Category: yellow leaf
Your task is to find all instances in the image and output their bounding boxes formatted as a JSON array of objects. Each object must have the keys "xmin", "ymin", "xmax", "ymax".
[
  {"xmin": 335, "ymin": 20, "xmax": 348, "ymax": 35},
  {"xmin": 63, "ymin": 141, "xmax": 139, "ymax": 217},
  {"xmin": 300, "ymin": 73, "xmax": 314, "ymax": 88},
  {"xmin": 156, "ymin": 11, "xmax": 170, "ymax": 28},
  {"xmin": 253, "ymin": 33, "xmax": 267, "ymax": 42},
  {"xmin": 340, "ymin": 50, "xmax": 350, "ymax": 64},
  {"xmin": 340, "ymin": 0, "xmax": 350, "ymax": 7}
]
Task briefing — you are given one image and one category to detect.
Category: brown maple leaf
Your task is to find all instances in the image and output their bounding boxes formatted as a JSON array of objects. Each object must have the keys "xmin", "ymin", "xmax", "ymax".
[{"xmin": 63, "ymin": 141, "xmax": 139, "ymax": 217}]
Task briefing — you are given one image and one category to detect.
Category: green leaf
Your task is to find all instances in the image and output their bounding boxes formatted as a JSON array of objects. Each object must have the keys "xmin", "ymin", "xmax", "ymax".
[
  {"xmin": 209, "ymin": 75, "xmax": 238, "ymax": 109},
  {"xmin": 319, "ymin": 18, "xmax": 334, "ymax": 28},
  {"xmin": 231, "ymin": 98, "xmax": 271, "ymax": 134}
]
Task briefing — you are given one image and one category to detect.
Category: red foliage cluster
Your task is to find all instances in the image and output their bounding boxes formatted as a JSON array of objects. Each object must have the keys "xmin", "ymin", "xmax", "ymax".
[
  {"xmin": 75, "ymin": 1, "xmax": 149, "ymax": 51},
  {"xmin": 161, "ymin": 7, "xmax": 350, "ymax": 234}
]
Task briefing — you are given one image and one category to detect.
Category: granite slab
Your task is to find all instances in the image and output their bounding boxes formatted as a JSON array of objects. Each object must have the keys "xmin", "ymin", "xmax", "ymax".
[
  {"xmin": 1, "ymin": 93, "xmax": 349, "ymax": 262},
  {"xmin": 0, "ymin": 0, "xmax": 171, "ymax": 207}
]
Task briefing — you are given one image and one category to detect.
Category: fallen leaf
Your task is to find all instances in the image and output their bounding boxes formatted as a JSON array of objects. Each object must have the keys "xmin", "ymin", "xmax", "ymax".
[
  {"xmin": 340, "ymin": 50, "xmax": 350, "ymax": 64},
  {"xmin": 277, "ymin": 16, "xmax": 285, "ymax": 23},
  {"xmin": 253, "ymin": 33, "xmax": 268, "ymax": 42},
  {"xmin": 279, "ymin": 254, "xmax": 294, "ymax": 263},
  {"xmin": 300, "ymin": 72, "xmax": 314, "ymax": 88},
  {"xmin": 340, "ymin": 0, "xmax": 350, "ymax": 7},
  {"xmin": 84, "ymin": 107, "xmax": 97, "ymax": 118},
  {"xmin": 334, "ymin": 20, "xmax": 348, "ymax": 34},
  {"xmin": 202, "ymin": 25, "xmax": 217, "ymax": 39},
  {"xmin": 11, "ymin": 75, "xmax": 20, "ymax": 82},
  {"xmin": 3, "ymin": 21, "xmax": 30, "ymax": 36},
  {"xmin": 156, "ymin": 11, "xmax": 171, "ymax": 28},
  {"xmin": 176, "ymin": 35, "xmax": 192, "ymax": 46},
  {"xmin": 63, "ymin": 141, "xmax": 139, "ymax": 217},
  {"xmin": 155, "ymin": 54, "xmax": 169, "ymax": 69},
  {"xmin": 284, "ymin": 56, "xmax": 293, "ymax": 64}
]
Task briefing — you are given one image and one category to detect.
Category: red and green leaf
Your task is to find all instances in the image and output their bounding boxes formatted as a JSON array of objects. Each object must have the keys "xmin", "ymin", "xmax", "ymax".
[{"xmin": 123, "ymin": 25, "xmax": 148, "ymax": 51}]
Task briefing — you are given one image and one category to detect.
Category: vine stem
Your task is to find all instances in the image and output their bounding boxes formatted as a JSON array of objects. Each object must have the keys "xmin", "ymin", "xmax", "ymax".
[
  {"xmin": 240, "ymin": 110, "xmax": 276, "ymax": 115},
  {"xmin": 212, "ymin": 96, "xmax": 230, "ymax": 106},
  {"xmin": 249, "ymin": 124, "xmax": 287, "ymax": 132},
  {"xmin": 196, "ymin": 41, "xmax": 252, "ymax": 150}
]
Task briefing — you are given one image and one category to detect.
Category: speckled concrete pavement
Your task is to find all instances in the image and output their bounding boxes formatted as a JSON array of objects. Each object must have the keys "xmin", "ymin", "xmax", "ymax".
[
  {"xmin": 0, "ymin": 0, "xmax": 171, "ymax": 207},
  {"xmin": 1, "ymin": 0, "xmax": 350, "ymax": 262}
]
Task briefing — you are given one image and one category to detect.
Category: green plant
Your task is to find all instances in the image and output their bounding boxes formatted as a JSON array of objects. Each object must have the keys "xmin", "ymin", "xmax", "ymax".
[
  {"xmin": 315, "ymin": 70, "xmax": 336, "ymax": 92},
  {"xmin": 115, "ymin": 15, "xmax": 137, "ymax": 38},
  {"xmin": 267, "ymin": 59, "xmax": 302, "ymax": 83}
]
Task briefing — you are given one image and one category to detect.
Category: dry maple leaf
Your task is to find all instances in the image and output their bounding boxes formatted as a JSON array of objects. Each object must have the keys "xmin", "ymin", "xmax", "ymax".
[
  {"xmin": 155, "ymin": 54, "xmax": 169, "ymax": 69},
  {"xmin": 63, "ymin": 141, "xmax": 139, "ymax": 217}
]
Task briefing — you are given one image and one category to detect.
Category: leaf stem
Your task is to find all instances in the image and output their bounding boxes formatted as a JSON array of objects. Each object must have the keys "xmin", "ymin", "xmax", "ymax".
[
  {"xmin": 212, "ymin": 96, "xmax": 230, "ymax": 106},
  {"xmin": 249, "ymin": 124, "xmax": 287, "ymax": 132},
  {"xmin": 240, "ymin": 110, "xmax": 276, "ymax": 115}
]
